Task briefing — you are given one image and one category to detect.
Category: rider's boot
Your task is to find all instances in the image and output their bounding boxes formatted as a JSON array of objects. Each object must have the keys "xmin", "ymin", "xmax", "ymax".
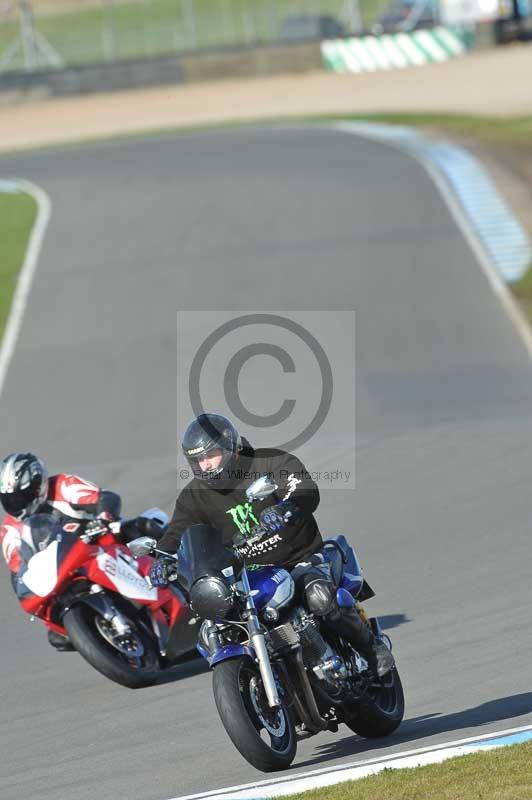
[
  {"xmin": 325, "ymin": 607, "xmax": 394, "ymax": 678},
  {"xmin": 48, "ymin": 630, "xmax": 75, "ymax": 652}
]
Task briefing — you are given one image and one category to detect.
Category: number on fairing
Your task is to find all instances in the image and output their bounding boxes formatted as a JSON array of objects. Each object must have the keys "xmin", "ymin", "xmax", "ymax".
[{"xmin": 96, "ymin": 553, "xmax": 158, "ymax": 600}]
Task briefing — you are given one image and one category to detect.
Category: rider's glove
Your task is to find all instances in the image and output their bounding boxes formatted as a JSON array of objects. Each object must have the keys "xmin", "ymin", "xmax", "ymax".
[
  {"xmin": 148, "ymin": 557, "xmax": 177, "ymax": 588},
  {"xmin": 120, "ymin": 515, "xmax": 164, "ymax": 544},
  {"xmin": 134, "ymin": 516, "xmax": 166, "ymax": 538},
  {"xmin": 259, "ymin": 506, "xmax": 285, "ymax": 533},
  {"xmin": 259, "ymin": 500, "xmax": 300, "ymax": 533},
  {"xmin": 276, "ymin": 499, "xmax": 300, "ymax": 524}
]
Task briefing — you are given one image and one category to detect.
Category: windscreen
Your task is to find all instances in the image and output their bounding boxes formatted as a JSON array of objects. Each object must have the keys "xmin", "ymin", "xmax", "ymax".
[{"xmin": 177, "ymin": 525, "xmax": 239, "ymax": 591}]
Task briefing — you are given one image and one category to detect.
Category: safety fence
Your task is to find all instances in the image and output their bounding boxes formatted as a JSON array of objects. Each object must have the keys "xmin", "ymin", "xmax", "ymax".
[{"xmin": 0, "ymin": 0, "xmax": 389, "ymax": 74}]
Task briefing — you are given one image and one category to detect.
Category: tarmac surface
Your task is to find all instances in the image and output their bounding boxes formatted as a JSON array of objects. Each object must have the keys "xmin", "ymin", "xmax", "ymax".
[{"xmin": 1, "ymin": 127, "xmax": 532, "ymax": 800}]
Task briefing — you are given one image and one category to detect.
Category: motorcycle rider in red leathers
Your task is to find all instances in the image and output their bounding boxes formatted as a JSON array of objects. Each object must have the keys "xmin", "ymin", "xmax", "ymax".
[{"xmin": 0, "ymin": 452, "xmax": 123, "ymax": 651}]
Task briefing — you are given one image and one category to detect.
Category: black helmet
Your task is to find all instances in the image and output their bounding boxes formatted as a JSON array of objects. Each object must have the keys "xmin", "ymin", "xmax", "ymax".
[
  {"xmin": 0, "ymin": 453, "xmax": 49, "ymax": 519},
  {"xmin": 182, "ymin": 413, "xmax": 242, "ymax": 485}
]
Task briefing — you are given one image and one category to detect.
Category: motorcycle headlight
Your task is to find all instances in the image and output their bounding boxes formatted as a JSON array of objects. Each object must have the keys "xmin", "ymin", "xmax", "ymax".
[{"xmin": 190, "ymin": 576, "xmax": 233, "ymax": 619}]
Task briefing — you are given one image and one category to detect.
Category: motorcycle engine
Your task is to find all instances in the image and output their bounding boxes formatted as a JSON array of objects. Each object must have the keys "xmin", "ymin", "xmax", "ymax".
[
  {"xmin": 289, "ymin": 608, "xmax": 327, "ymax": 665},
  {"xmin": 289, "ymin": 608, "xmax": 348, "ymax": 689}
]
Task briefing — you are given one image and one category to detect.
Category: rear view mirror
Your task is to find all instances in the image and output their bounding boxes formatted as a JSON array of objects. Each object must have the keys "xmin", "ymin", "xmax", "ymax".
[
  {"xmin": 128, "ymin": 536, "xmax": 157, "ymax": 557},
  {"xmin": 246, "ymin": 476, "xmax": 278, "ymax": 502}
]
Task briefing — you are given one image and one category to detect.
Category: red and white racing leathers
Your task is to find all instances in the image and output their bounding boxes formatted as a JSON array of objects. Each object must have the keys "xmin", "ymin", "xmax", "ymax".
[{"xmin": 0, "ymin": 474, "xmax": 101, "ymax": 574}]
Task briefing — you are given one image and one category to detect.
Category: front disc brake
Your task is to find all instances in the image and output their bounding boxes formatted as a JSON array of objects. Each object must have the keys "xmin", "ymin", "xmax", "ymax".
[
  {"xmin": 249, "ymin": 676, "xmax": 286, "ymax": 737},
  {"xmin": 95, "ymin": 616, "xmax": 145, "ymax": 658}
]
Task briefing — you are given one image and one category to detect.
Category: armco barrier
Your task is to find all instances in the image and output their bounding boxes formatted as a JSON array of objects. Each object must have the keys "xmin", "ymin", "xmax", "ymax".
[
  {"xmin": 0, "ymin": 53, "xmax": 184, "ymax": 99},
  {"xmin": 0, "ymin": 41, "xmax": 321, "ymax": 101},
  {"xmin": 322, "ymin": 27, "xmax": 471, "ymax": 73}
]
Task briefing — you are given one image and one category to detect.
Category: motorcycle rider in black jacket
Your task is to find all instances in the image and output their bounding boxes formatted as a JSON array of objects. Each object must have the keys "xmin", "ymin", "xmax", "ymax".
[{"xmin": 152, "ymin": 413, "xmax": 393, "ymax": 677}]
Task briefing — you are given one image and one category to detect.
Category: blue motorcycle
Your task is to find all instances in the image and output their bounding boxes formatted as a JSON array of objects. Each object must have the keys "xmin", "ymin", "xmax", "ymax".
[{"xmin": 130, "ymin": 477, "xmax": 404, "ymax": 771}]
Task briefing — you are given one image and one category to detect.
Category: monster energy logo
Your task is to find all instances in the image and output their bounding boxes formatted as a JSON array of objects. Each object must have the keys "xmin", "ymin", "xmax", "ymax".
[{"xmin": 226, "ymin": 502, "xmax": 259, "ymax": 536}]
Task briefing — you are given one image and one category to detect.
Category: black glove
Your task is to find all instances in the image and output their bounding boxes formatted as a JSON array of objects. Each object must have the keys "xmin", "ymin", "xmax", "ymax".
[
  {"xmin": 259, "ymin": 500, "xmax": 300, "ymax": 533},
  {"xmin": 276, "ymin": 499, "xmax": 300, "ymax": 524},
  {"xmin": 133, "ymin": 516, "xmax": 166, "ymax": 539},
  {"xmin": 120, "ymin": 516, "xmax": 166, "ymax": 543},
  {"xmin": 148, "ymin": 557, "xmax": 177, "ymax": 588}
]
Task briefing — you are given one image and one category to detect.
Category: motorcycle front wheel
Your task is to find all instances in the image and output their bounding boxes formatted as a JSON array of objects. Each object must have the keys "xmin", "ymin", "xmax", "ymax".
[
  {"xmin": 212, "ymin": 656, "xmax": 297, "ymax": 772},
  {"xmin": 63, "ymin": 603, "xmax": 159, "ymax": 689}
]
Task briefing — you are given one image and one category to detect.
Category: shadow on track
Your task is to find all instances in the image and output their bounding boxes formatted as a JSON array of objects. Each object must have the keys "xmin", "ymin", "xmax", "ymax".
[
  {"xmin": 155, "ymin": 656, "xmax": 209, "ymax": 685},
  {"xmin": 294, "ymin": 692, "xmax": 532, "ymax": 769},
  {"xmin": 378, "ymin": 614, "xmax": 411, "ymax": 631}
]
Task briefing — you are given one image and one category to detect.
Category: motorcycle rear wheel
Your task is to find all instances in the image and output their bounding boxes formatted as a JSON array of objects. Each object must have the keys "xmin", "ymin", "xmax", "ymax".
[
  {"xmin": 63, "ymin": 603, "xmax": 159, "ymax": 689},
  {"xmin": 212, "ymin": 657, "xmax": 297, "ymax": 772},
  {"xmin": 345, "ymin": 665, "xmax": 405, "ymax": 737}
]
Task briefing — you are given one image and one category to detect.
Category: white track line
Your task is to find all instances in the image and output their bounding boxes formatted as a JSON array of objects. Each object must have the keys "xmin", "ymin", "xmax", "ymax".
[
  {"xmin": 0, "ymin": 180, "xmax": 51, "ymax": 399},
  {"xmin": 335, "ymin": 122, "xmax": 532, "ymax": 360},
  {"xmin": 169, "ymin": 723, "xmax": 532, "ymax": 800}
]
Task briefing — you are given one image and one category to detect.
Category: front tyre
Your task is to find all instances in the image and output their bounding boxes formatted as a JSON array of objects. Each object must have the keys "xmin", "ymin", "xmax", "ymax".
[
  {"xmin": 212, "ymin": 657, "xmax": 297, "ymax": 772},
  {"xmin": 346, "ymin": 666, "xmax": 405, "ymax": 738},
  {"xmin": 63, "ymin": 603, "xmax": 159, "ymax": 689}
]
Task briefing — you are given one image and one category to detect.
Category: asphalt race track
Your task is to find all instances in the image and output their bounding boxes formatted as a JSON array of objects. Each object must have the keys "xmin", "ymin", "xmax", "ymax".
[{"xmin": 1, "ymin": 127, "xmax": 532, "ymax": 800}]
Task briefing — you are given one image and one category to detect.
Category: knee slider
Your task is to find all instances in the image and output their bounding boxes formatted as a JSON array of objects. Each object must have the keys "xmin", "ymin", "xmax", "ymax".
[{"xmin": 304, "ymin": 578, "xmax": 336, "ymax": 616}]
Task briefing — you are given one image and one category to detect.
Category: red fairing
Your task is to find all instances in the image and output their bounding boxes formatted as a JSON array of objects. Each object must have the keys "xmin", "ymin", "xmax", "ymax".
[
  {"xmin": 13, "ymin": 516, "xmax": 197, "ymax": 669},
  {"xmin": 20, "ymin": 537, "xmax": 98, "ymax": 615}
]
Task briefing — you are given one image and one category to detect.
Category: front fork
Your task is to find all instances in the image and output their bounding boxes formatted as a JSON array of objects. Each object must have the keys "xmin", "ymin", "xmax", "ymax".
[
  {"xmin": 241, "ymin": 567, "xmax": 281, "ymax": 709},
  {"xmin": 81, "ymin": 585, "xmax": 132, "ymax": 634}
]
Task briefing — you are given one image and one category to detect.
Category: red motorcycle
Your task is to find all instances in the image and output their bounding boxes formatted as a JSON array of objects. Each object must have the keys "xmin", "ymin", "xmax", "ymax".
[{"xmin": 18, "ymin": 511, "xmax": 199, "ymax": 688}]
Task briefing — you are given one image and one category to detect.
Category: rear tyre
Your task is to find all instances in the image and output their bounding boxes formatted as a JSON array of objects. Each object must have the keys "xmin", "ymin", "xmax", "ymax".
[
  {"xmin": 346, "ymin": 666, "xmax": 405, "ymax": 738},
  {"xmin": 63, "ymin": 603, "xmax": 159, "ymax": 688},
  {"xmin": 212, "ymin": 657, "xmax": 296, "ymax": 772}
]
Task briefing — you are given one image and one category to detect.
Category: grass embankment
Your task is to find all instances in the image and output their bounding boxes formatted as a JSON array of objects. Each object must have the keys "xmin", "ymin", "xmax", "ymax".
[
  {"xmin": 289, "ymin": 740, "xmax": 532, "ymax": 800},
  {"xmin": 512, "ymin": 263, "xmax": 532, "ymax": 323},
  {"xmin": 343, "ymin": 113, "xmax": 532, "ymax": 149},
  {"xmin": 0, "ymin": 0, "xmax": 388, "ymax": 69},
  {"xmin": 0, "ymin": 191, "xmax": 37, "ymax": 338}
]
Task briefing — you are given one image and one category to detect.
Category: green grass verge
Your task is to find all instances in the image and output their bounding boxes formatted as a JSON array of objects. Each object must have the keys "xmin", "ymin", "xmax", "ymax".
[
  {"xmin": 511, "ymin": 262, "xmax": 532, "ymax": 325},
  {"xmin": 0, "ymin": 0, "xmax": 388, "ymax": 69},
  {"xmin": 0, "ymin": 191, "xmax": 37, "ymax": 338},
  {"xmin": 289, "ymin": 740, "xmax": 532, "ymax": 800}
]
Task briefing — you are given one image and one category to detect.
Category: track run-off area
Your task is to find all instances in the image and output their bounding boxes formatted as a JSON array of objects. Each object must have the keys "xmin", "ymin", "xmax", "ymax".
[{"xmin": 0, "ymin": 126, "xmax": 532, "ymax": 800}]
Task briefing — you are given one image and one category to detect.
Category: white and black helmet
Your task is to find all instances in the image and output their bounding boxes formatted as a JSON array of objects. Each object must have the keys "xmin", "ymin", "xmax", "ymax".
[
  {"xmin": 182, "ymin": 413, "xmax": 242, "ymax": 485},
  {"xmin": 0, "ymin": 453, "xmax": 49, "ymax": 519}
]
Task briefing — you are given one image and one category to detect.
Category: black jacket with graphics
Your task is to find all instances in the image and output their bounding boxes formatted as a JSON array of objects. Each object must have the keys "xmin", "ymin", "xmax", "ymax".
[{"xmin": 159, "ymin": 439, "xmax": 322, "ymax": 568}]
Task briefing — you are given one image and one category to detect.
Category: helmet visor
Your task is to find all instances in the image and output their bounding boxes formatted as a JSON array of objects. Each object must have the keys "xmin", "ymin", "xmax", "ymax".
[
  {"xmin": 185, "ymin": 447, "xmax": 233, "ymax": 482},
  {"xmin": 1, "ymin": 485, "xmax": 37, "ymax": 518}
]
